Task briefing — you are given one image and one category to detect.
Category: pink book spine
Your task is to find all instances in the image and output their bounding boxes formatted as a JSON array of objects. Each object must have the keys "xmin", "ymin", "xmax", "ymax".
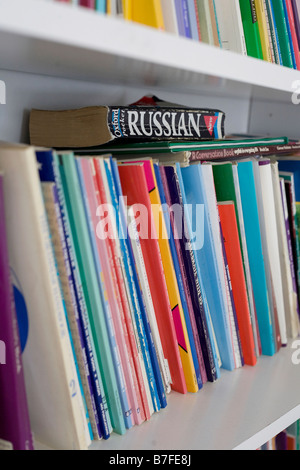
[
  {"xmin": 286, "ymin": 0, "xmax": 300, "ymax": 69},
  {"xmin": 87, "ymin": 158, "xmax": 147, "ymax": 425},
  {"xmin": 159, "ymin": 166, "xmax": 208, "ymax": 385}
]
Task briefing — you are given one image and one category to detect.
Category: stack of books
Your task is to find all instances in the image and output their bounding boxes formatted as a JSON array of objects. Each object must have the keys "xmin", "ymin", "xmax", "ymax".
[
  {"xmin": 54, "ymin": 0, "xmax": 300, "ymax": 69},
  {"xmin": 1, "ymin": 96, "xmax": 300, "ymax": 450},
  {"xmin": 259, "ymin": 419, "xmax": 300, "ymax": 449}
]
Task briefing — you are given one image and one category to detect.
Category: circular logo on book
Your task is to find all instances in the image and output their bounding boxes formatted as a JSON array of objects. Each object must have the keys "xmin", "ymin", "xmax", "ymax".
[{"xmin": 11, "ymin": 269, "xmax": 29, "ymax": 353}]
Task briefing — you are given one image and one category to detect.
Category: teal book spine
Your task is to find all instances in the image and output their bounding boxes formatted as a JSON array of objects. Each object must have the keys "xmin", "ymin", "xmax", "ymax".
[
  {"xmin": 175, "ymin": 163, "xmax": 221, "ymax": 377},
  {"xmin": 96, "ymin": 0, "xmax": 106, "ymax": 13},
  {"xmin": 237, "ymin": 160, "xmax": 276, "ymax": 356},
  {"xmin": 58, "ymin": 152, "xmax": 126, "ymax": 435},
  {"xmin": 178, "ymin": 163, "xmax": 235, "ymax": 371}
]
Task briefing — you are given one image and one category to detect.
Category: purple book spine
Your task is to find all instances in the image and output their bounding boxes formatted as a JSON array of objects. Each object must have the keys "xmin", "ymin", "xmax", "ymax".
[
  {"xmin": 0, "ymin": 174, "xmax": 34, "ymax": 450},
  {"xmin": 174, "ymin": 0, "xmax": 186, "ymax": 36},
  {"xmin": 181, "ymin": 0, "xmax": 192, "ymax": 38},
  {"xmin": 280, "ymin": 178, "xmax": 300, "ymax": 318},
  {"xmin": 292, "ymin": 0, "xmax": 300, "ymax": 48}
]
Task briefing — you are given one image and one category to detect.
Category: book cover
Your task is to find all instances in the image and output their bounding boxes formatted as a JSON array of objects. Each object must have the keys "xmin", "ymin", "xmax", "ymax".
[
  {"xmin": 117, "ymin": 163, "xmax": 187, "ymax": 394},
  {"xmin": 39, "ymin": 149, "xmax": 112, "ymax": 440},
  {"xmin": 120, "ymin": 158, "xmax": 199, "ymax": 393},
  {"xmin": 179, "ymin": 163, "xmax": 235, "ymax": 371},
  {"xmin": 237, "ymin": 160, "xmax": 275, "ymax": 356},
  {"xmin": 57, "ymin": 152, "xmax": 126, "ymax": 435},
  {"xmin": 76, "ymin": 157, "xmax": 135, "ymax": 428},
  {"xmin": 110, "ymin": 157, "xmax": 171, "ymax": 405},
  {"xmin": 159, "ymin": 165, "xmax": 208, "ymax": 384},
  {"xmin": 163, "ymin": 164, "xmax": 218, "ymax": 382},
  {"xmin": 272, "ymin": 0, "xmax": 294, "ymax": 67},
  {"xmin": 218, "ymin": 202, "xmax": 257, "ymax": 366},
  {"xmin": 253, "ymin": 159, "xmax": 287, "ymax": 347},
  {"xmin": 0, "ymin": 142, "xmax": 91, "ymax": 450},
  {"xmin": 0, "ymin": 172, "xmax": 34, "ymax": 451},
  {"xmin": 201, "ymin": 163, "xmax": 244, "ymax": 368},
  {"xmin": 154, "ymin": 162, "xmax": 203, "ymax": 390},
  {"xmin": 29, "ymin": 96, "xmax": 226, "ymax": 149},
  {"xmin": 239, "ymin": 0, "xmax": 264, "ymax": 59}
]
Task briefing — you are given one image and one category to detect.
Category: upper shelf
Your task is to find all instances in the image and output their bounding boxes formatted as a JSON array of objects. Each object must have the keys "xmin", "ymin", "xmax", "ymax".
[{"xmin": 0, "ymin": 0, "xmax": 300, "ymax": 102}]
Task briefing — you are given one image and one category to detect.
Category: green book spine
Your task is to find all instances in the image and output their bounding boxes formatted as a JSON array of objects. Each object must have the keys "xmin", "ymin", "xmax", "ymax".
[
  {"xmin": 239, "ymin": 0, "xmax": 264, "ymax": 59},
  {"xmin": 272, "ymin": 0, "xmax": 294, "ymax": 67},
  {"xmin": 58, "ymin": 152, "xmax": 126, "ymax": 436}
]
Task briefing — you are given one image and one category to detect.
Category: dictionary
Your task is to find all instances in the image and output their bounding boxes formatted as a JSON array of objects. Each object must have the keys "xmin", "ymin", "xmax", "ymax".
[{"xmin": 29, "ymin": 95, "xmax": 225, "ymax": 149}]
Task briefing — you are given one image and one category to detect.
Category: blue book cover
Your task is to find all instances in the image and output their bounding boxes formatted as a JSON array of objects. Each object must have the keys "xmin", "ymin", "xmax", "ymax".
[
  {"xmin": 36, "ymin": 150, "xmax": 93, "ymax": 442},
  {"xmin": 153, "ymin": 163, "xmax": 203, "ymax": 390},
  {"xmin": 76, "ymin": 158, "xmax": 133, "ymax": 429},
  {"xmin": 178, "ymin": 163, "xmax": 235, "ymax": 371},
  {"xmin": 175, "ymin": 163, "xmax": 222, "ymax": 378},
  {"xmin": 181, "ymin": 0, "xmax": 192, "ymax": 38},
  {"xmin": 164, "ymin": 165, "xmax": 219, "ymax": 382},
  {"xmin": 36, "ymin": 149, "xmax": 112, "ymax": 439},
  {"xmin": 58, "ymin": 152, "xmax": 126, "ymax": 435},
  {"xmin": 237, "ymin": 160, "xmax": 276, "ymax": 356},
  {"xmin": 186, "ymin": 0, "xmax": 200, "ymax": 40},
  {"xmin": 109, "ymin": 157, "xmax": 166, "ymax": 410},
  {"xmin": 278, "ymin": 160, "xmax": 300, "ymax": 201}
]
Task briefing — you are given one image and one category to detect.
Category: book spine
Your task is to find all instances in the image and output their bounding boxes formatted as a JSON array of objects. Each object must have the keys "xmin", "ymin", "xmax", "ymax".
[
  {"xmin": 255, "ymin": 0, "xmax": 274, "ymax": 61},
  {"xmin": 52, "ymin": 153, "xmax": 112, "ymax": 439},
  {"xmin": 77, "ymin": 159, "xmax": 134, "ymax": 429},
  {"xmin": 159, "ymin": 165, "xmax": 207, "ymax": 385},
  {"xmin": 292, "ymin": 0, "xmax": 300, "ymax": 46},
  {"xmin": 268, "ymin": 0, "xmax": 284, "ymax": 64},
  {"xmin": 107, "ymin": 107, "xmax": 225, "ymax": 141},
  {"xmin": 285, "ymin": 0, "xmax": 300, "ymax": 68},
  {"xmin": 272, "ymin": 0, "xmax": 294, "ymax": 67},
  {"xmin": 42, "ymin": 182, "xmax": 101, "ymax": 440},
  {"xmin": 181, "ymin": 0, "xmax": 192, "ymax": 37}
]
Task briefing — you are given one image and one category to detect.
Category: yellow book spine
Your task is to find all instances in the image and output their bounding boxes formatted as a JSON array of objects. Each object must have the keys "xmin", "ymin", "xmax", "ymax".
[
  {"xmin": 122, "ymin": 0, "xmax": 132, "ymax": 20},
  {"xmin": 131, "ymin": 0, "xmax": 165, "ymax": 30},
  {"xmin": 147, "ymin": 161, "xmax": 198, "ymax": 393},
  {"xmin": 254, "ymin": 0, "xmax": 273, "ymax": 62}
]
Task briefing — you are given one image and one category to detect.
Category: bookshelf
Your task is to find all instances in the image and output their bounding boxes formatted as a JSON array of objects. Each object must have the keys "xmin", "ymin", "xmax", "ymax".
[{"xmin": 1, "ymin": 0, "xmax": 300, "ymax": 451}]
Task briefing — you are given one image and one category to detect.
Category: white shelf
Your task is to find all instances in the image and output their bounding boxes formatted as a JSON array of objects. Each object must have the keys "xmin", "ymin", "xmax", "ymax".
[
  {"xmin": 90, "ymin": 342, "xmax": 300, "ymax": 451},
  {"xmin": 0, "ymin": 0, "xmax": 299, "ymax": 101}
]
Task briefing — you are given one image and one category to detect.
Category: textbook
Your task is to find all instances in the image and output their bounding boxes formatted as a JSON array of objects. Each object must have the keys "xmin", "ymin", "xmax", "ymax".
[
  {"xmin": 0, "ymin": 142, "xmax": 91, "ymax": 450},
  {"xmin": 272, "ymin": 0, "xmax": 294, "ymax": 67},
  {"xmin": 214, "ymin": 0, "xmax": 247, "ymax": 54},
  {"xmin": 0, "ymin": 172, "xmax": 34, "ymax": 451},
  {"xmin": 29, "ymin": 96, "xmax": 226, "ymax": 148}
]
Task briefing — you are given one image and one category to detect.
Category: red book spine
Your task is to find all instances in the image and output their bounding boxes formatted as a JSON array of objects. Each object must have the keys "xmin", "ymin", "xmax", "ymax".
[
  {"xmin": 286, "ymin": 0, "xmax": 300, "ymax": 69},
  {"xmin": 118, "ymin": 164, "xmax": 187, "ymax": 394},
  {"xmin": 79, "ymin": 0, "xmax": 96, "ymax": 8},
  {"xmin": 218, "ymin": 202, "xmax": 257, "ymax": 366}
]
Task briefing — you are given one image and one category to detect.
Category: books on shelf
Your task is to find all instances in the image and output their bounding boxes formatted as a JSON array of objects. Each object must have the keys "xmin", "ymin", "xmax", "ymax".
[
  {"xmin": 51, "ymin": 0, "xmax": 300, "ymax": 70},
  {"xmin": 2, "ymin": 93, "xmax": 300, "ymax": 449}
]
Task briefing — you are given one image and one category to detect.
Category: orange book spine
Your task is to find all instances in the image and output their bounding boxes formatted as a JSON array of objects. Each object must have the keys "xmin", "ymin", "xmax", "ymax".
[{"xmin": 218, "ymin": 202, "xmax": 257, "ymax": 366}]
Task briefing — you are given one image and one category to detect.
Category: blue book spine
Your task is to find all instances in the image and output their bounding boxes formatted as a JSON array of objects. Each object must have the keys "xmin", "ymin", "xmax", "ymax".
[
  {"xmin": 237, "ymin": 160, "xmax": 276, "ymax": 356},
  {"xmin": 181, "ymin": 0, "xmax": 192, "ymax": 38},
  {"xmin": 154, "ymin": 163, "xmax": 203, "ymax": 390},
  {"xmin": 76, "ymin": 159, "xmax": 133, "ymax": 429},
  {"xmin": 108, "ymin": 157, "xmax": 165, "ymax": 411},
  {"xmin": 37, "ymin": 149, "xmax": 112, "ymax": 439},
  {"xmin": 58, "ymin": 153, "xmax": 126, "ymax": 436},
  {"xmin": 283, "ymin": 0, "xmax": 297, "ymax": 68},
  {"xmin": 96, "ymin": 0, "xmax": 106, "ymax": 13},
  {"xmin": 178, "ymin": 163, "xmax": 236, "ymax": 371},
  {"xmin": 186, "ymin": 0, "xmax": 200, "ymax": 40},
  {"xmin": 175, "ymin": 163, "xmax": 221, "ymax": 378},
  {"xmin": 174, "ymin": 0, "xmax": 186, "ymax": 36}
]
